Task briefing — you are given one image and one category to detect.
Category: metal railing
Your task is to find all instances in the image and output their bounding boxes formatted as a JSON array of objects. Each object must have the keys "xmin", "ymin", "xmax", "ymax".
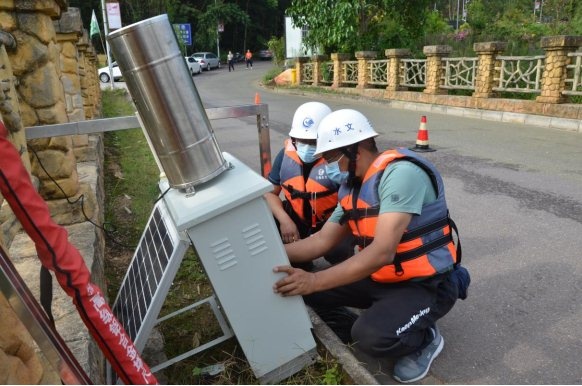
[{"xmin": 26, "ymin": 103, "xmax": 272, "ymax": 178}]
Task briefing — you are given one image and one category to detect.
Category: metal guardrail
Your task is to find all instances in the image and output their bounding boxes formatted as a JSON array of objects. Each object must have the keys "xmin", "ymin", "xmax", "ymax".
[{"xmin": 25, "ymin": 103, "xmax": 272, "ymax": 178}]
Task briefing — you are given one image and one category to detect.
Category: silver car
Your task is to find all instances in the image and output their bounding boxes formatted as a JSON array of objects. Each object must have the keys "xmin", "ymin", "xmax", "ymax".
[{"xmin": 191, "ymin": 52, "xmax": 220, "ymax": 71}]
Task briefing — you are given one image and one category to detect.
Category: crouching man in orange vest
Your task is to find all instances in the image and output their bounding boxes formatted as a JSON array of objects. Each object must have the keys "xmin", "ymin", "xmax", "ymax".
[
  {"xmin": 265, "ymin": 102, "xmax": 354, "ymax": 269},
  {"xmin": 273, "ymin": 109, "xmax": 470, "ymax": 383}
]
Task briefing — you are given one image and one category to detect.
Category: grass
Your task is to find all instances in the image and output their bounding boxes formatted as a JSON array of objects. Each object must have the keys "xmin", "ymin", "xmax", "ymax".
[
  {"xmin": 102, "ymin": 91, "xmax": 159, "ymax": 243},
  {"xmin": 101, "ymin": 88, "xmax": 352, "ymax": 384}
]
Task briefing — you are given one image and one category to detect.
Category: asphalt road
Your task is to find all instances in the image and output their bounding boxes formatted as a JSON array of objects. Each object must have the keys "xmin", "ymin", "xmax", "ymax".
[{"xmin": 131, "ymin": 60, "xmax": 582, "ymax": 384}]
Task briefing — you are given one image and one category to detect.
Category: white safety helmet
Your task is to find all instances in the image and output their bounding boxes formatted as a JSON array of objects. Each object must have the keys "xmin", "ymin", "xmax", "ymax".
[
  {"xmin": 315, "ymin": 109, "xmax": 379, "ymax": 155},
  {"xmin": 288, "ymin": 102, "xmax": 332, "ymax": 139}
]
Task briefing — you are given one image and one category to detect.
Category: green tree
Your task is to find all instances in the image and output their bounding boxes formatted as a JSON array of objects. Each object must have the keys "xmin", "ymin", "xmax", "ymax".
[
  {"xmin": 286, "ymin": 0, "xmax": 360, "ymax": 53},
  {"xmin": 195, "ymin": 1, "xmax": 250, "ymax": 53},
  {"xmin": 267, "ymin": 36, "xmax": 286, "ymax": 66},
  {"xmin": 287, "ymin": 0, "xmax": 431, "ymax": 54}
]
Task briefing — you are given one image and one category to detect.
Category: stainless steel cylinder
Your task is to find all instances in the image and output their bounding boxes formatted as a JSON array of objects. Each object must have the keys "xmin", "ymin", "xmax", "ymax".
[{"xmin": 107, "ymin": 14, "xmax": 228, "ymax": 190}]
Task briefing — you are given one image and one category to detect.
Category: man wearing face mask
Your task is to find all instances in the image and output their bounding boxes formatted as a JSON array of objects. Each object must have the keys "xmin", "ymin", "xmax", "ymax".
[
  {"xmin": 265, "ymin": 102, "xmax": 354, "ymax": 267},
  {"xmin": 272, "ymin": 109, "xmax": 470, "ymax": 383}
]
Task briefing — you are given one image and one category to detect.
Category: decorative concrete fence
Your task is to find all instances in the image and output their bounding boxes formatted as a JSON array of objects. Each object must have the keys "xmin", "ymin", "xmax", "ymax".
[
  {"xmin": 0, "ymin": 2, "xmax": 102, "ymax": 383},
  {"xmin": 295, "ymin": 35, "xmax": 582, "ymax": 120}
]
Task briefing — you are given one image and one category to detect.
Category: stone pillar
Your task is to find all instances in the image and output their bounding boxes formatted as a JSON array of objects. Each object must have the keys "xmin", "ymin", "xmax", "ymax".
[
  {"xmin": 473, "ymin": 41, "xmax": 507, "ymax": 98},
  {"xmin": 355, "ymin": 51, "xmax": 377, "ymax": 89},
  {"xmin": 331, "ymin": 53, "xmax": 350, "ymax": 89},
  {"xmin": 311, "ymin": 54, "xmax": 328, "ymax": 87},
  {"xmin": 85, "ymin": 45, "xmax": 101, "ymax": 118},
  {"xmin": 54, "ymin": 8, "xmax": 84, "ymax": 122},
  {"xmin": 77, "ymin": 30, "xmax": 92, "ymax": 119},
  {"xmin": 536, "ymin": 35, "xmax": 582, "ymax": 104},
  {"xmin": 54, "ymin": 8, "xmax": 89, "ymax": 162},
  {"xmin": 0, "ymin": 34, "xmax": 34, "ymax": 247},
  {"xmin": 423, "ymin": 45, "xmax": 452, "ymax": 95},
  {"xmin": 385, "ymin": 49, "xmax": 410, "ymax": 91},
  {"xmin": 0, "ymin": 33, "xmax": 30, "ymax": 172},
  {"xmin": 1, "ymin": 0, "xmax": 79, "ymax": 201},
  {"xmin": 294, "ymin": 56, "xmax": 309, "ymax": 84}
]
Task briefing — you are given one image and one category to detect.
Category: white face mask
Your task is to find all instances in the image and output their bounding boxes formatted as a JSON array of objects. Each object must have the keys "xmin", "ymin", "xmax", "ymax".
[
  {"xmin": 324, "ymin": 155, "xmax": 349, "ymax": 185},
  {"xmin": 295, "ymin": 142, "xmax": 320, "ymax": 163}
]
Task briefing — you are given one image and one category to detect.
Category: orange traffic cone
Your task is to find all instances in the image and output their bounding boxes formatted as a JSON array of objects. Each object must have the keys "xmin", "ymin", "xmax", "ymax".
[
  {"xmin": 409, "ymin": 115, "xmax": 435, "ymax": 152},
  {"xmin": 254, "ymin": 92, "xmax": 261, "ymax": 104}
]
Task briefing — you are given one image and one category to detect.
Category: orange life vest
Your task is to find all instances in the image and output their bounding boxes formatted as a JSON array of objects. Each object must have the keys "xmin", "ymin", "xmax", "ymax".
[
  {"xmin": 280, "ymin": 139, "xmax": 340, "ymax": 229},
  {"xmin": 338, "ymin": 148, "xmax": 460, "ymax": 283}
]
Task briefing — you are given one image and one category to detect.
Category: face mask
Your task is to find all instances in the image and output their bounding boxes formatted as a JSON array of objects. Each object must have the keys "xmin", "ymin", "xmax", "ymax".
[
  {"xmin": 325, "ymin": 157, "xmax": 349, "ymax": 185},
  {"xmin": 296, "ymin": 142, "xmax": 319, "ymax": 163}
]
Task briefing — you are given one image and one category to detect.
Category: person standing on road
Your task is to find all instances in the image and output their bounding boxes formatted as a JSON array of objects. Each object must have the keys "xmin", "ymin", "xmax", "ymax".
[
  {"xmin": 245, "ymin": 49, "xmax": 253, "ymax": 69},
  {"xmin": 227, "ymin": 50, "xmax": 235, "ymax": 72},
  {"xmin": 273, "ymin": 109, "xmax": 470, "ymax": 383},
  {"xmin": 265, "ymin": 102, "xmax": 354, "ymax": 270}
]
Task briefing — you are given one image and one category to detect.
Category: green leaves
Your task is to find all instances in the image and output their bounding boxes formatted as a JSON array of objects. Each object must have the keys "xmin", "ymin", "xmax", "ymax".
[{"xmin": 287, "ymin": 0, "xmax": 432, "ymax": 54}]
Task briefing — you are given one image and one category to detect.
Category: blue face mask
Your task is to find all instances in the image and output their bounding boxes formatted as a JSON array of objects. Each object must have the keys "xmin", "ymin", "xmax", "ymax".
[
  {"xmin": 296, "ymin": 142, "xmax": 320, "ymax": 163},
  {"xmin": 325, "ymin": 156, "xmax": 349, "ymax": 185}
]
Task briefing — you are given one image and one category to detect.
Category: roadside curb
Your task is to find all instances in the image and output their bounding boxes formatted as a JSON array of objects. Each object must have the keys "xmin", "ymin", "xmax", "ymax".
[
  {"xmin": 262, "ymin": 85, "xmax": 582, "ymax": 133},
  {"xmin": 308, "ymin": 308, "xmax": 380, "ymax": 385}
]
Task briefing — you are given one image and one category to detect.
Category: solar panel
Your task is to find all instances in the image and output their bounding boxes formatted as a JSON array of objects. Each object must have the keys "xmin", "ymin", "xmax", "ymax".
[
  {"xmin": 111, "ymin": 201, "xmax": 188, "ymax": 349},
  {"xmin": 107, "ymin": 200, "xmax": 234, "ymax": 383}
]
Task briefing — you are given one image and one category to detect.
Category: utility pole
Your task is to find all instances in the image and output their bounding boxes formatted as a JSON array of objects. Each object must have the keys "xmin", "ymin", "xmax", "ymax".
[
  {"xmin": 101, "ymin": 0, "xmax": 114, "ymax": 89},
  {"xmin": 215, "ymin": 0, "xmax": 220, "ymax": 60},
  {"xmin": 456, "ymin": 0, "xmax": 460, "ymax": 30}
]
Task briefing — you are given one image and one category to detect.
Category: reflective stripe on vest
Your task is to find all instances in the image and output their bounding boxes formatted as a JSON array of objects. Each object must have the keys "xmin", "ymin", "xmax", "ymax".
[
  {"xmin": 280, "ymin": 139, "xmax": 340, "ymax": 227},
  {"xmin": 338, "ymin": 147, "xmax": 458, "ymax": 283}
]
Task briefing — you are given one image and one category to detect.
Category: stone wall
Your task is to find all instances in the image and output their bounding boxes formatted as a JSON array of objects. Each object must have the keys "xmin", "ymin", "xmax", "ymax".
[{"xmin": 0, "ymin": 1, "xmax": 103, "ymax": 383}]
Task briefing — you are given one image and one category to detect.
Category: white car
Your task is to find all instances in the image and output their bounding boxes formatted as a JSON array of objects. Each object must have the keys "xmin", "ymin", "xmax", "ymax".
[
  {"xmin": 191, "ymin": 52, "xmax": 220, "ymax": 71},
  {"xmin": 98, "ymin": 62, "xmax": 122, "ymax": 83},
  {"xmin": 185, "ymin": 56, "xmax": 202, "ymax": 75}
]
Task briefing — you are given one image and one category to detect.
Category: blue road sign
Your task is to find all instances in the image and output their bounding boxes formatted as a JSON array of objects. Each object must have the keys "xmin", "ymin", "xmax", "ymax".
[{"xmin": 173, "ymin": 23, "xmax": 192, "ymax": 46}]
